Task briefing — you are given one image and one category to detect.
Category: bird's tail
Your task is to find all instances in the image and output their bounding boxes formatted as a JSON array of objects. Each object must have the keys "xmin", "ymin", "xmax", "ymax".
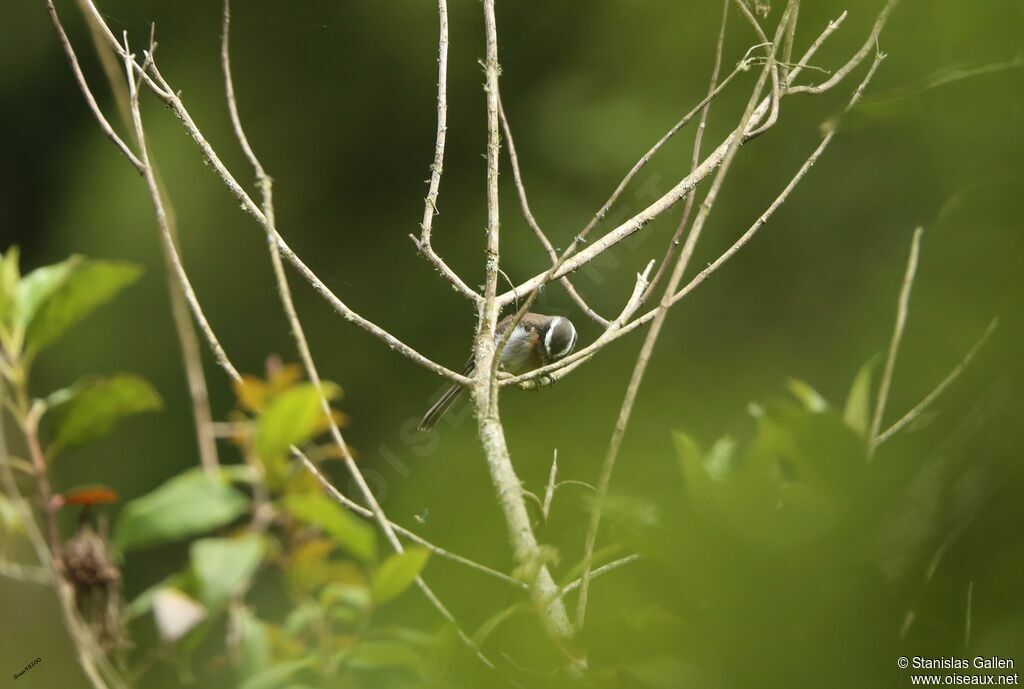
[{"xmin": 418, "ymin": 382, "xmax": 465, "ymax": 430}]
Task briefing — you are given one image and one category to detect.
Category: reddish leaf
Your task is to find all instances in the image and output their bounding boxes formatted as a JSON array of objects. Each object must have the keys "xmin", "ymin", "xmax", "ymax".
[{"xmin": 63, "ymin": 486, "xmax": 120, "ymax": 506}]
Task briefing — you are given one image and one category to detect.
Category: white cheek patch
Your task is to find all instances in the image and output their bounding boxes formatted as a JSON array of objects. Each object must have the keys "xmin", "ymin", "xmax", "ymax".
[{"xmin": 561, "ymin": 323, "xmax": 578, "ymax": 357}]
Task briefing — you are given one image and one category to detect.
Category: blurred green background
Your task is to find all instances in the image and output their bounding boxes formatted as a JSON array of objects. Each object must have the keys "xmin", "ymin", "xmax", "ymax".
[{"xmin": 1, "ymin": 0, "xmax": 1023, "ymax": 687}]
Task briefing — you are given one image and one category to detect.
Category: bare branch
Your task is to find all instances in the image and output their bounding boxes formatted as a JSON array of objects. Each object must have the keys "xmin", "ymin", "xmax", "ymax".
[
  {"xmin": 872, "ymin": 318, "xmax": 999, "ymax": 449},
  {"xmin": 781, "ymin": 0, "xmax": 800, "ymax": 78},
  {"xmin": 76, "ymin": 0, "xmax": 171, "ymax": 99},
  {"xmin": 869, "ymin": 226, "xmax": 923, "ymax": 451},
  {"xmin": 0, "ymin": 558, "xmax": 51, "ymax": 585},
  {"xmin": 787, "ymin": 0, "xmax": 899, "ymax": 94},
  {"xmin": 736, "ymin": 0, "xmax": 783, "ymax": 138},
  {"xmin": 42, "ymin": 0, "xmax": 144, "ymax": 173},
  {"xmin": 542, "ymin": 450, "xmax": 558, "ymax": 521},
  {"xmin": 562, "ymin": 554, "xmax": 640, "ymax": 594},
  {"xmin": 412, "ymin": 0, "xmax": 482, "ymax": 304},
  {"xmin": 790, "ymin": 10, "xmax": 848, "ymax": 83}
]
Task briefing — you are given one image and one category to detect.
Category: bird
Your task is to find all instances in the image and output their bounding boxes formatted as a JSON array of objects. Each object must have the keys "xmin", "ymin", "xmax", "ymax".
[{"xmin": 418, "ymin": 313, "xmax": 578, "ymax": 430}]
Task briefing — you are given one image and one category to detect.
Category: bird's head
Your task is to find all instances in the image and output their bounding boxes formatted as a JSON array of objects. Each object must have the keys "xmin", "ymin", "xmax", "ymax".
[{"xmin": 541, "ymin": 316, "xmax": 577, "ymax": 363}]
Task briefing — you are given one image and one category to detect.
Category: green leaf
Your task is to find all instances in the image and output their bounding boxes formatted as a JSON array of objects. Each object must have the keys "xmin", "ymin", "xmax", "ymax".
[
  {"xmin": 43, "ymin": 378, "xmax": 91, "ymax": 409},
  {"xmin": 254, "ymin": 383, "xmax": 339, "ymax": 461},
  {"xmin": 115, "ymin": 470, "xmax": 250, "ymax": 551},
  {"xmin": 51, "ymin": 374, "xmax": 161, "ymax": 451},
  {"xmin": 320, "ymin": 581, "xmax": 371, "ymax": 614},
  {"xmin": 472, "ymin": 603, "xmax": 525, "ymax": 646},
  {"xmin": 705, "ymin": 435, "xmax": 737, "ymax": 483},
  {"xmin": 0, "ymin": 495, "xmax": 23, "ymax": 534},
  {"xmin": 0, "ymin": 246, "xmax": 19, "ymax": 330},
  {"xmin": 345, "ymin": 640, "xmax": 425, "ymax": 673},
  {"xmin": 786, "ymin": 378, "xmax": 829, "ymax": 413},
  {"xmin": 674, "ymin": 430, "xmax": 725, "ymax": 520},
  {"xmin": 844, "ymin": 356, "xmax": 879, "ymax": 438},
  {"xmin": 239, "ymin": 659, "xmax": 315, "ymax": 689},
  {"xmin": 232, "ymin": 607, "xmax": 271, "ymax": 679},
  {"xmin": 190, "ymin": 535, "xmax": 264, "ymax": 609},
  {"xmin": 282, "ymin": 601, "xmax": 324, "ymax": 638},
  {"xmin": 21, "ymin": 257, "xmax": 142, "ymax": 355},
  {"xmin": 16, "ymin": 256, "xmax": 79, "ymax": 333},
  {"xmin": 371, "ymin": 547, "xmax": 430, "ymax": 604},
  {"xmin": 282, "ymin": 492, "xmax": 377, "ymax": 563}
]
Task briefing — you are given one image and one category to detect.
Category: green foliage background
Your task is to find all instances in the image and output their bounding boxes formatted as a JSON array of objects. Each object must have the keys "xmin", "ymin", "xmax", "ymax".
[{"xmin": 1, "ymin": 0, "xmax": 1023, "ymax": 687}]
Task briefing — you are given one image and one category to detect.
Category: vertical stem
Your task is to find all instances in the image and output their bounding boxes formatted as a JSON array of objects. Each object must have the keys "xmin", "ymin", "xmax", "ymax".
[
  {"xmin": 474, "ymin": 0, "xmax": 573, "ymax": 641},
  {"xmin": 24, "ymin": 408, "xmax": 61, "ymax": 557},
  {"xmin": 165, "ymin": 272, "xmax": 222, "ymax": 476},
  {"xmin": 419, "ymin": 0, "xmax": 448, "ymax": 248},
  {"xmin": 869, "ymin": 226, "xmax": 923, "ymax": 453}
]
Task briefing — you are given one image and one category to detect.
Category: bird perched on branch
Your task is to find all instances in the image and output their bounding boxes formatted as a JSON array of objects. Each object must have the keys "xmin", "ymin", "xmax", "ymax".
[{"xmin": 418, "ymin": 313, "xmax": 577, "ymax": 430}]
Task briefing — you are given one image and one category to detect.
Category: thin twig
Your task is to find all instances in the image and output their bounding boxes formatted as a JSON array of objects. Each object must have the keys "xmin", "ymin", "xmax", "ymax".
[
  {"xmin": 869, "ymin": 226, "xmax": 923, "ymax": 452},
  {"xmin": 781, "ymin": 0, "xmax": 800, "ymax": 79},
  {"xmin": 24, "ymin": 406, "xmax": 62, "ymax": 557},
  {"xmin": 791, "ymin": 11, "xmax": 848, "ymax": 85},
  {"xmin": 787, "ymin": 0, "xmax": 899, "ymax": 94},
  {"xmin": 872, "ymin": 318, "xmax": 998, "ymax": 448},
  {"xmin": 166, "ymin": 278, "xmax": 222, "ymax": 476},
  {"xmin": 542, "ymin": 450, "xmax": 558, "ymax": 521},
  {"xmin": 0, "ymin": 558, "xmax": 52, "ymax": 585},
  {"xmin": 412, "ymin": 0, "xmax": 481, "ymax": 303},
  {"xmin": 732, "ymin": 0, "xmax": 782, "ymax": 138},
  {"xmin": 42, "ymin": 0, "xmax": 144, "ymax": 173},
  {"xmin": 562, "ymin": 554, "xmax": 640, "ymax": 594}
]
